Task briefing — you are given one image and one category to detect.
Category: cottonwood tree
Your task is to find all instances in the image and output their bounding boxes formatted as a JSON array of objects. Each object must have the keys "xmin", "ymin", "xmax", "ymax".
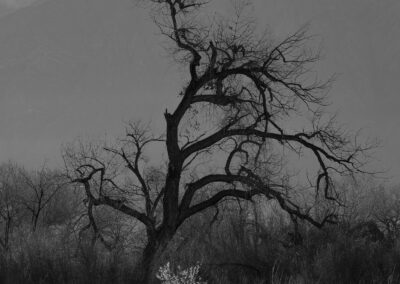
[{"xmin": 63, "ymin": 1, "xmax": 372, "ymax": 282}]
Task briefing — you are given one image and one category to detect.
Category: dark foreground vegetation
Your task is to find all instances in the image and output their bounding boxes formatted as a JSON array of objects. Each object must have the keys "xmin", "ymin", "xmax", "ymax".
[{"xmin": 0, "ymin": 161, "xmax": 399, "ymax": 283}]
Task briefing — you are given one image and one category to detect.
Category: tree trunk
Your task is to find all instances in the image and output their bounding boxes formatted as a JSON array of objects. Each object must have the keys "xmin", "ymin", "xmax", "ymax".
[
  {"xmin": 4, "ymin": 216, "xmax": 11, "ymax": 251},
  {"xmin": 137, "ymin": 242, "xmax": 158, "ymax": 284},
  {"xmin": 136, "ymin": 229, "xmax": 174, "ymax": 284},
  {"xmin": 32, "ymin": 211, "xmax": 40, "ymax": 232}
]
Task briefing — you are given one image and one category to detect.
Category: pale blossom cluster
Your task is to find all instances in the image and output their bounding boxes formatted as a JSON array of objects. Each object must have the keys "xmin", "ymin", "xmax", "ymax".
[{"xmin": 156, "ymin": 262, "xmax": 206, "ymax": 284}]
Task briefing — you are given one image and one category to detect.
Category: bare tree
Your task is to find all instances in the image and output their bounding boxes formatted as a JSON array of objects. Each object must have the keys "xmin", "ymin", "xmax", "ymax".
[
  {"xmin": 369, "ymin": 185, "xmax": 400, "ymax": 241},
  {"xmin": 63, "ymin": 1, "xmax": 372, "ymax": 282},
  {"xmin": 18, "ymin": 164, "xmax": 65, "ymax": 231},
  {"xmin": 0, "ymin": 162, "xmax": 24, "ymax": 251}
]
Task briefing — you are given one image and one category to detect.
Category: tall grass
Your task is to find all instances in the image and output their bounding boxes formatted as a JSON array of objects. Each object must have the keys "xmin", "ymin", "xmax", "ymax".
[
  {"xmin": 0, "ymin": 226, "xmax": 137, "ymax": 284},
  {"xmin": 1, "ymin": 202, "xmax": 400, "ymax": 283},
  {"xmin": 157, "ymin": 202, "xmax": 400, "ymax": 284}
]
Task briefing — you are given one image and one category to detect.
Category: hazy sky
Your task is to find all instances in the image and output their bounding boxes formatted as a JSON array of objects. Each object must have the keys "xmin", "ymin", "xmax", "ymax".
[{"xmin": 0, "ymin": 0, "xmax": 399, "ymax": 182}]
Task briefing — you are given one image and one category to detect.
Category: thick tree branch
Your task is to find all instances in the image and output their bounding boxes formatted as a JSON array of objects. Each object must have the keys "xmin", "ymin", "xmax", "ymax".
[
  {"xmin": 72, "ymin": 166, "xmax": 155, "ymax": 229},
  {"xmin": 180, "ymin": 188, "xmax": 261, "ymax": 222}
]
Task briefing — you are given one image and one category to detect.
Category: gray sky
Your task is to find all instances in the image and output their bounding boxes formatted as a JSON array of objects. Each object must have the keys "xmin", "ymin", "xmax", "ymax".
[{"xmin": 0, "ymin": 0, "xmax": 399, "ymax": 183}]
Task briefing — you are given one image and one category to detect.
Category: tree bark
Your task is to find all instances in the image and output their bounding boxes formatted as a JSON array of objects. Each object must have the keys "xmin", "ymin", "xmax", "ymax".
[
  {"xmin": 136, "ymin": 229, "xmax": 174, "ymax": 284},
  {"xmin": 32, "ymin": 211, "xmax": 40, "ymax": 232}
]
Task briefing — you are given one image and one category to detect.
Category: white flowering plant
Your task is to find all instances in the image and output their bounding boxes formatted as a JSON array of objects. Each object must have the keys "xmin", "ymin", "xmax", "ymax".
[{"xmin": 156, "ymin": 262, "xmax": 206, "ymax": 284}]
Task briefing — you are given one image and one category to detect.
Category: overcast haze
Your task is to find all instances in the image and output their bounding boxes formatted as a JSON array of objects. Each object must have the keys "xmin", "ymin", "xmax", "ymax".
[{"xmin": 0, "ymin": 0, "xmax": 399, "ymax": 182}]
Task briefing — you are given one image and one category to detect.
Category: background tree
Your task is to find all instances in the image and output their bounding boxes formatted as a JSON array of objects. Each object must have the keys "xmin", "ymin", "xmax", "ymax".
[
  {"xmin": 0, "ymin": 162, "xmax": 24, "ymax": 251},
  {"xmin": 40, "ymin": 181, "xmax": 82, "ymax": 227},
  {"xmin": 18, "ymin": 164, "xmax": 66, "ymax": 232},
  {"xmin": 368, "ymin": 185, "xmax": 400, "ymax": 241},
  {"xmin": 63, "ymin": 1, "xmax": 372, "ymax": 282}
]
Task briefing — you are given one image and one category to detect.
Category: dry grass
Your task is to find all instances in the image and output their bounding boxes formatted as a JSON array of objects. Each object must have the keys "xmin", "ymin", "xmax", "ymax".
[{"xmin": 1, "ymin": 206, "xmax": 400, "ymax": 283}]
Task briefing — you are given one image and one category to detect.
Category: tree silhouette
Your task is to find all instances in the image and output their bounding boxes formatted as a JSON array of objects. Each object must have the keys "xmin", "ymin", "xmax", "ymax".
[{"xmin": 63, "ymin": 1, "xmax": 372, "ymax": 282}]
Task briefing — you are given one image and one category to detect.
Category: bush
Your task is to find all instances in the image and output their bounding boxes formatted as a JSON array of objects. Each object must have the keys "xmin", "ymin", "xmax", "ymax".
[{"xmin": 156, "ymin": 262, "xmax": 205, "ymax": 284}]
